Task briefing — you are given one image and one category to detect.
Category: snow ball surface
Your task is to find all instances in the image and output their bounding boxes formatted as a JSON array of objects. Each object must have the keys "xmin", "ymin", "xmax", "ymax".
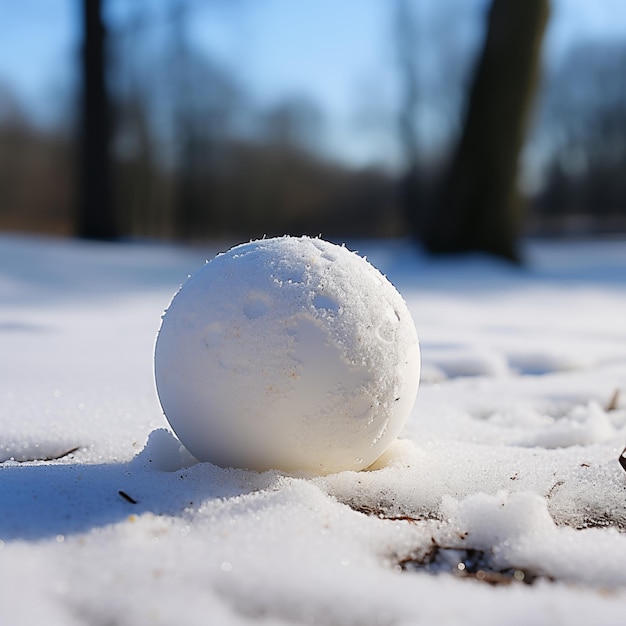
[{"xmin": 154, "ymin": 236, "xmax": 420, "ymax": 475}]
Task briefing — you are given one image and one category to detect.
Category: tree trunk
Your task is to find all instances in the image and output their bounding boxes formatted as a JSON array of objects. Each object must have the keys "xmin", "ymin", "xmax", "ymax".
[
  {"xmin": 77, "ymin": 0, "xmax": 117, "ymax": 240},
  {"xmin": 395, "ymin": 0, "xmax": 422, "ymax": 236},
  {"xmin": 424, "ymin": 0, "xmax": 549, "ymax": 262}
]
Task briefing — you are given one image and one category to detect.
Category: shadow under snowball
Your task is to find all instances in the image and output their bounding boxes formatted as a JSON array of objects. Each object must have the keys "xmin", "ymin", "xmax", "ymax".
[{"xmin": 0, "ymin": 430, "xmax": 281, "ymax": 541}]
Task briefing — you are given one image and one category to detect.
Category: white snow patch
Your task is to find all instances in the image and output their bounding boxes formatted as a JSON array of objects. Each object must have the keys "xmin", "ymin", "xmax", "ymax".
[{"xmin": 1, "ymin": 234, "xmax": 626, "ymax": 624}]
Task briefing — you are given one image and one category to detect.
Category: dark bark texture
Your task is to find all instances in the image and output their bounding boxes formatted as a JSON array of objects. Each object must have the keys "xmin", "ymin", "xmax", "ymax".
[
  {"xmin": 424, "ymin": 0, "xmax": 550, "ymax": 262},
  {"xmin": 77, "ymin": 0, "xmax": 117, "ymax": 240}
]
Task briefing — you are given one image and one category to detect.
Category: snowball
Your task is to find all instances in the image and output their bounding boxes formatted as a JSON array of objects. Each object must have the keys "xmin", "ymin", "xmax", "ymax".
[{"xmin": 154, "ymin": 236, "xmax": 420, "ymax": 475}]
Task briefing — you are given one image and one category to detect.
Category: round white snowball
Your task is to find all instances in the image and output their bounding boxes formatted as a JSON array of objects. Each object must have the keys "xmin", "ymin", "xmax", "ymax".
[{"xmin": 154, "ymin": 236, "xmax": 420, "ymax": 475}]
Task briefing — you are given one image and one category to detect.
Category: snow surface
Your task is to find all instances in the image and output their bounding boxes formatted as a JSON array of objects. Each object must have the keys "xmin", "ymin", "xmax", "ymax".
[{"xmin": 1, "ymin": 233, "xmax": 626, "ymax": 625}]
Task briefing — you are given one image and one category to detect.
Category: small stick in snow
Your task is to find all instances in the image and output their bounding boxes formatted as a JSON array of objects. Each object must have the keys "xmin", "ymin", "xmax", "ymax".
[
  {"xmin": 43, "ymin": 446, "xmax": 80, "ymax": 461},
  {"xmin": 545, "ymin": 480, "xmax": 565, "ymax": 499},
  {"xmin": 606, "ymin": 389, "xmax": 620, "ymax": 412},
  {"xmin": 118, "ymin": 490, "xmax": 138, "ymax": 504},
  {"xmin": 7, "ymin": 446, "xmax": 80, "ymax": 463}
]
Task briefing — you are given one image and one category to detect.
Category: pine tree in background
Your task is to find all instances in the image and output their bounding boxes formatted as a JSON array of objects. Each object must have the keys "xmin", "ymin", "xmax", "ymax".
[
  {"xmin": 77, "ymin": 0, "xmax": 118, "ymax": 240},
  {"xmin": 423, "ymin": 0, "xmax": 549, "ymax": 262}
]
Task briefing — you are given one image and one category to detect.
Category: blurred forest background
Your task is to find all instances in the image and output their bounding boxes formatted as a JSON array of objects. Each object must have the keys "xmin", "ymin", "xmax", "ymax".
[{"xmin": 1, "ymin": 0, "xmax": 625, "ymax": 258}]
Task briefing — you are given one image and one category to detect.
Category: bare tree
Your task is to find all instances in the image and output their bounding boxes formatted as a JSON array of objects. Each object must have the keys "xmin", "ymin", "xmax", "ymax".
[
  {"xmin": 534, "ymin": 41, "xmax": 626, "ymax": 233},
  {"xmin": 424, "ymin": 0, "xmax": 549, "ymax": 262},
  {"xmin": 394, "ymin": 0, "xmax": 422, "ymax": 236},
  {"xmin": 77, "ymin": 0, "xmax": 117, "ymax": 240}
]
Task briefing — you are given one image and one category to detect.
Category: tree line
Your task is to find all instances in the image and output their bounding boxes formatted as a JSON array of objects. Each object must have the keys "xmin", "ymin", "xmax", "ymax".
[{"xmin": 1, "ymin": 0, "xmax": 624, "ymax": 260}]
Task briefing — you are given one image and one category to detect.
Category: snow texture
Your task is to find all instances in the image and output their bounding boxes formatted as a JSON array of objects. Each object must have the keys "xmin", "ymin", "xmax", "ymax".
[
  {"xmin": 155, "ymin": 236, "xmax": 420, "ymax": 474},
  {"xmin": 1, "ymin": 234, "xmax": 626, "ymax": 625}
]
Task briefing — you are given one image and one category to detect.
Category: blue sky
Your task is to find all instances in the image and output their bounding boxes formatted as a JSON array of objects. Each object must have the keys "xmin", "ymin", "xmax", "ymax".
[{"xmin": 1, "ymin": 0, "xmax": 625, "ymax": 169}]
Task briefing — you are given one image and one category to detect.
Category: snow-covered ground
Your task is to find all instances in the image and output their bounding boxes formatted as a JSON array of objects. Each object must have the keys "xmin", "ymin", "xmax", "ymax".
[{"xmin": 1, "ymin": 233, "xmax": 626, "ymax": 625}]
